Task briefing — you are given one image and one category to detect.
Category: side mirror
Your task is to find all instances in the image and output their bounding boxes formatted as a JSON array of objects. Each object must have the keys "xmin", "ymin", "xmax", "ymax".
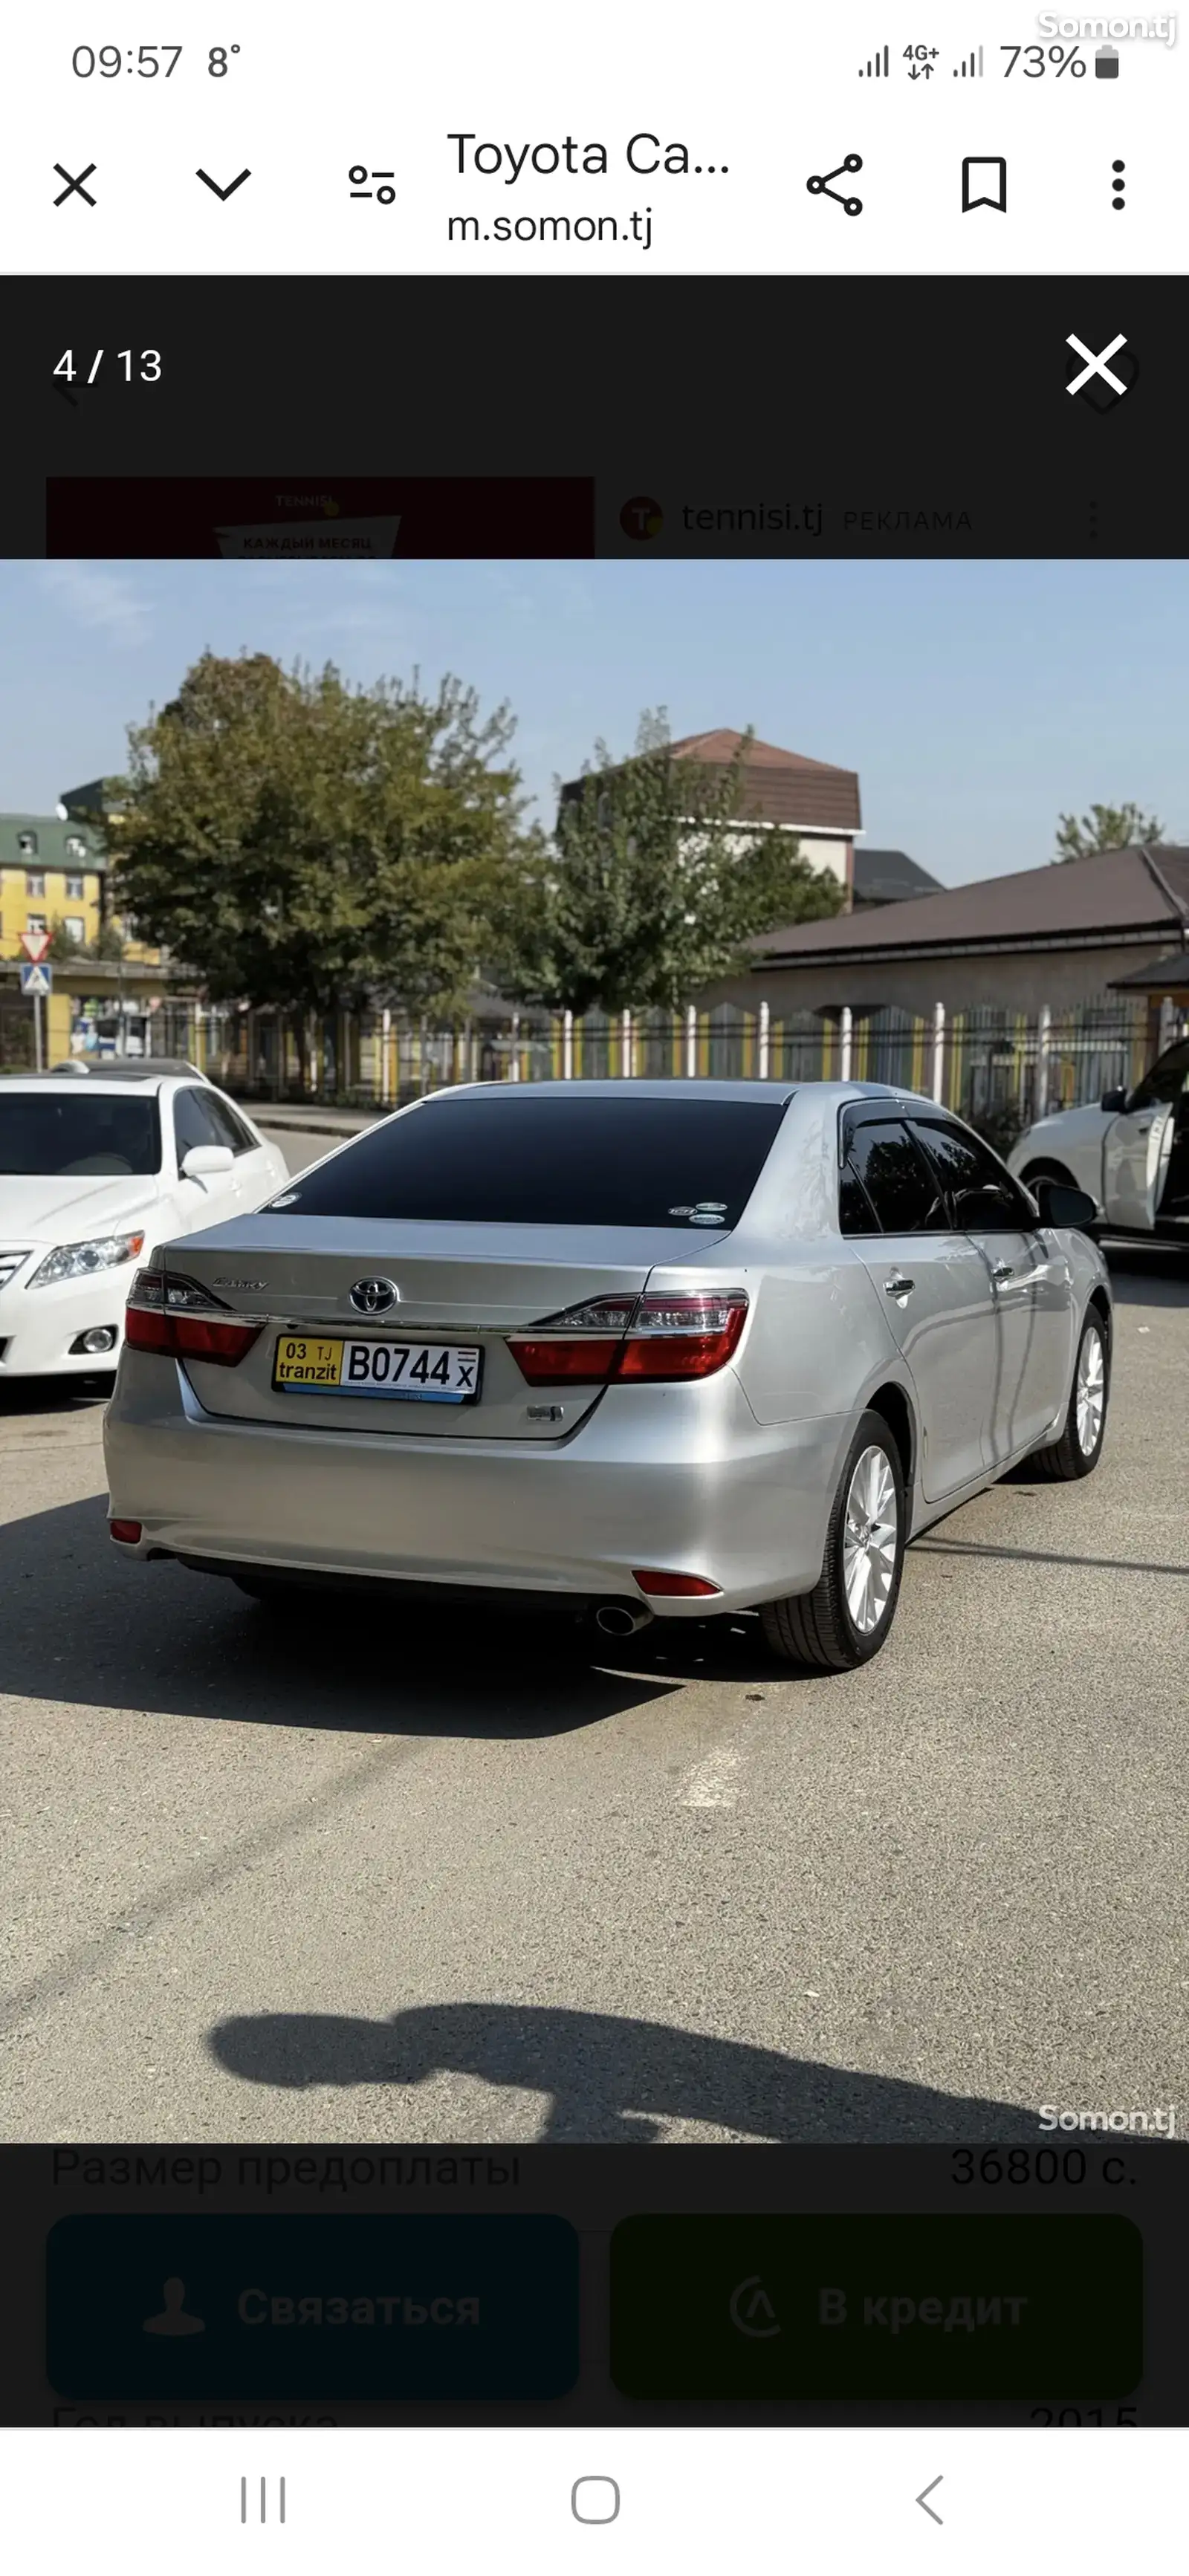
[
  {"xmin": 1034, "ymin": 1178, "xmax": 1098, "ymax": 1230},
  {"xmin": 1100, "ymin": 1085, "xmax": 1128, "ymax": 1113},
  {"xmin": 181, "ymin": 1143, "xmax": 234, "ymax": 1179}
]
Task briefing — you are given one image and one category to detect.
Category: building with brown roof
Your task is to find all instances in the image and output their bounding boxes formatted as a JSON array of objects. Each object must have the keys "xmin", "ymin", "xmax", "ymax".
[
  {"xmin": 559, "ymin": 728, "xmax": 863, "ymax": 896},
  {"xmin": 852, "ymin": 848, "xmax": 944, "ymax": 910},
  {"xmin": 707, "ymin": 842, "xmax": 1189, "ymax": 1021}
]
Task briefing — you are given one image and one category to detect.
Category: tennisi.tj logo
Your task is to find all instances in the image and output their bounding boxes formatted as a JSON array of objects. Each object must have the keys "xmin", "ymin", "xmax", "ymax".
[{"xmin": 620, "ymin": 494, "xmax": 664, "ymax": 539}]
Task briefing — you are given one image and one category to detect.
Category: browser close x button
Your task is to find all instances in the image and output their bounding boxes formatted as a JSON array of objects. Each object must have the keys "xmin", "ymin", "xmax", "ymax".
[
  {"xmin": 610, "ymin": 2216, "xmax": 1142, "ymax": 2398},
  {"xmin": 48, "ymin": 2215, "xmax": 578, "ymax": 2398}
]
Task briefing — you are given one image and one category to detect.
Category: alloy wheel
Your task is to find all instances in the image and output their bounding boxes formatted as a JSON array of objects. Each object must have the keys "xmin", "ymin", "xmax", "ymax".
[
  {"xmin": 1075, "ymin": 1323, "xmax": 1106, "ymax": 1456},
  {"xmin": 842, "ymin": 1444, "xmax": 899, "ymax": 1635}
]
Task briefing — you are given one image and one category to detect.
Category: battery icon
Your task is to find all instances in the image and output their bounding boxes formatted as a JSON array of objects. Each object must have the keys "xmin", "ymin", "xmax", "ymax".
[{"xmin": 1095, "ymin": 43, "xmax": 1120, "ymax": 74}]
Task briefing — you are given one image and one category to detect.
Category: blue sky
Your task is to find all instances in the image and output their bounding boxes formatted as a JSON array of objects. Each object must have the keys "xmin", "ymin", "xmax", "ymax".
[{"xmin": 1, "ymin": 558, "xmax": 1185, "ymax": 883}]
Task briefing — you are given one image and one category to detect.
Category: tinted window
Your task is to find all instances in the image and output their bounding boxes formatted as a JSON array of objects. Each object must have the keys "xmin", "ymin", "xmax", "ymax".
[
  {"xmin": 204, "ymin": 1092, "xmax": 256, "ymax": 1155},
  {"xmin": 265, "ymin": 1094, "xmax": 788, "ymax": 1227},
  {"xmin": 173, "ymin": 1087, "xmax": 223, "ymax": 1161},
  {"xmin": 910, "ymin": 1117, "xmax": 1034, "ymax": 1230},
  {"xmin": 843, "ymin": 1117, "xmax": 947, "ymax": 1233},
  {"xmin": 1127, "ymin": 1038, "xmax": 1189, "ymax": 1111},
  {"xmin": 0, "ymin": 1094, "xmax": 160, "ymax": 1176},
  {"xmin": 838, "ymin": 1157, "xmax": 881, "ymax": 1236}
]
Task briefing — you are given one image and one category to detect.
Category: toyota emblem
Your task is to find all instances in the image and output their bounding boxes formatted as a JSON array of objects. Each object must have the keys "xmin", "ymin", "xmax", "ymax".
[{"xmin": 349, "ymin": 1276, "xmax": 399, "ymax": 1314}]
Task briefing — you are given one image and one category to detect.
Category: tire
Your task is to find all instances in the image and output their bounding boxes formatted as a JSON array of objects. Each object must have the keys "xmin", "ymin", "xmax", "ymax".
[
  {"xmin": 760, "ymin": 1409, "xmax": 907, "ymax": 1673},
  {"xmin": 1028, "ymin": 1307, "xmax": 1109, "ymax": 1481}
]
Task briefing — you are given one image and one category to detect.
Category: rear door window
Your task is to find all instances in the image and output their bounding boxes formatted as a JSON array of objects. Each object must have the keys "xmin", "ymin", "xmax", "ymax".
[
  {"xmin": 266, "ymin": 1093, "xmax": 789, "ymax": 1227},
  {"xmin": 840, "ymin": 1116, "xmax": 947, "ymax": 1234}
]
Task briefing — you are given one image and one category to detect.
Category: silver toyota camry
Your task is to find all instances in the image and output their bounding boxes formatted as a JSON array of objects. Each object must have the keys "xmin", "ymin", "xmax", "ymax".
[{"xmin": 103, "ymin": 1080, "xmax": 1112, "ymax": 1672}]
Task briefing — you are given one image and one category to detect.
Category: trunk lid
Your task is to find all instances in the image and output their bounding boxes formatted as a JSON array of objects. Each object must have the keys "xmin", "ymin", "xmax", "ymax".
[{"xmin": 155, "ymin": 1214, "xmax": 730, "ymax": 1438}]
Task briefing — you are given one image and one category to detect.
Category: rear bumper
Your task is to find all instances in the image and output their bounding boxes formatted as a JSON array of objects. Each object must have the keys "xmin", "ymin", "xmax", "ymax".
[{"xmin": 103, "ymin": 1350, "xmax": 851, "ymax": 1614}]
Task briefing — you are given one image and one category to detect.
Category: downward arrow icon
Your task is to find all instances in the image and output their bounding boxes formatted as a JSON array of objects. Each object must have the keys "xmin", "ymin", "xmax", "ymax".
[{"xmin": 197, "ymin": 167, "xmax": 251, "ymax": 200}]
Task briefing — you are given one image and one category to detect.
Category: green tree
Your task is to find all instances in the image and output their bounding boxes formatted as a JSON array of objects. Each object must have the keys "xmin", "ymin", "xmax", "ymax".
[
  {"xmin": 44, "ymin": 917, "xmax": 81, "ymax": 963},
  {"xmin": 89, "ymin": 919, "xmax": 128, "ymax": 962},
  {"xmin": 42, "ymin": 917, "xmax": 126, "ymax": 963},
  {"xmin": 109, "ymin": 653, "xmax": 540, "ymax": 1091},
  {"xmin": 497, "ymin": 710, "xmax": 845, "ymax": 1013},
  {"xmin": 1054, "ymin": 802, "xmax": 1164, "ymax": 863}
]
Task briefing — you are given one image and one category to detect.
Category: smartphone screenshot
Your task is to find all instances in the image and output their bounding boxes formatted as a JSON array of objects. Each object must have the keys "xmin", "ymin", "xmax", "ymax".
[{"xmin": 0, "ymin": 1, "xmax": 1185, "ymax": 2561}]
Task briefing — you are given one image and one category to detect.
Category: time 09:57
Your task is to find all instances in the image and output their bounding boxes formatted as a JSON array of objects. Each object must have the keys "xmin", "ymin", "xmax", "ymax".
[{"xmin": 73, "ymin": 45, "xmax": 182, "ymax": 74}]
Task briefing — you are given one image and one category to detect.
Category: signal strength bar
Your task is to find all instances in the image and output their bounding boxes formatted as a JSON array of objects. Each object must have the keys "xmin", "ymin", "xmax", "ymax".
[
  {"xmin": 859, "ymin": 44, "xmax": 890, "ymax": 76},
  {"xmin": 953, "ymin": 45, "xmax": 985, "ymax": 74}
]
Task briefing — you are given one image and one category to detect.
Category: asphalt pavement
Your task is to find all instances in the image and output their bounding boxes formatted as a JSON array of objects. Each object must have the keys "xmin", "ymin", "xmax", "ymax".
[{"xmin": 1, "ymin": 1128, "xmax": 1185, "ymax": 2144}]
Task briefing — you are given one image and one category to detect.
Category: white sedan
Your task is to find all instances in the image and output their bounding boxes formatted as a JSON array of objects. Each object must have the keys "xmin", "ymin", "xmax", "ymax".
[
  {"xmin": 1008, "ymin": 1032, "xmax": 1189, "ymax": 1245},
  {"xmin": 0, "ymin": 1069, "xmax": 288, "ymax": 1381}
]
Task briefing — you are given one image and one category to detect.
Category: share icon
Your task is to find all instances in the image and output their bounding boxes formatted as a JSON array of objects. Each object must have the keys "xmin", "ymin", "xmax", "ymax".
[{"xmin": 806, "ymin": 153, "xmax": 863, "ymax": 215}]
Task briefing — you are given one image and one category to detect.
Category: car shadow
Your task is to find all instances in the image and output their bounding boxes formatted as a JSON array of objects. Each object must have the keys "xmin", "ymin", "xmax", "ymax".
[
  {"xmin": 0, "ymin": 1373, "xmax": 115, "ymax": 1416},
  {"xmin": 206, "ymin": 1999, "xmax": 1050, "ymax": 2144},
  {"xmin": 1100, "ymin": 1239, "xmax": 1188, "ymax": 1308},
  {"xmin": 0, "ymin": 1493, "xmax": 693, "ymax": 1740}
]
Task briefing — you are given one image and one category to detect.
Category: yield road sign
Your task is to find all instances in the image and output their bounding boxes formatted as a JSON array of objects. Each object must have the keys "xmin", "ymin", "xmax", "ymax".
[
  {"xmin": 20, "ymin": 963, "xmax": 53, "ymax": 996},
  {"xmin": 20, "ymin": 929, "xmax": 51, "ymax": 962}
]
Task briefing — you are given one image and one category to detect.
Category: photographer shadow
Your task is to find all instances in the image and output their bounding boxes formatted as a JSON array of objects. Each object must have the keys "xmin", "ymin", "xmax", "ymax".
[{"xmin": 208, "ymin": 1999, "xmax": 1043, "ymax": 2143}]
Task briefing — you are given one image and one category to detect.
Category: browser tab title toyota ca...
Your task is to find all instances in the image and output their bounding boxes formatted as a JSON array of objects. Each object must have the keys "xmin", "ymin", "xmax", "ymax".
[{"xmin": 446, "ymin": 134, "xmax": 730, "ymax": 181}]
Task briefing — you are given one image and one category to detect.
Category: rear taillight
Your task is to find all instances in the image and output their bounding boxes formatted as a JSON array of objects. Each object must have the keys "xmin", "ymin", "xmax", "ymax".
[
  {"xmin": 617, "ymin": 1293, "xmax": 748, "ymax": 1380},
  {"xmin": 508, "ymin": 1291, "xmax": 748, "ymax": 1387},
  {"xmin": 508, "ymin": 1295, "xmax": 632, "ymax": 1387},
  {"xmin": 125, "ymin": 1268, "xmax": 266, "ymax": 1369},
  {"xmin": 511, "ymin": 1337, "xmax": 621, "ymax": 1384}
]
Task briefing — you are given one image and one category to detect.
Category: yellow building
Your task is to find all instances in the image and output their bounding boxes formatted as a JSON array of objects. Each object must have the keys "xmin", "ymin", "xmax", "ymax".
[
  {"xmin": 0, "ymin": 795, "xmax": 187, "ymax": 1070},
  {"xmin": 0, "ymin": 799, "xmax": 163, "ymax": 969},
  {"xmin": 0, "ymin": 811, "xmax": 106, "ymax": 957},
  {"xmin": 57, "ymin": 780, "xmax": 164, "ymax": 967}
]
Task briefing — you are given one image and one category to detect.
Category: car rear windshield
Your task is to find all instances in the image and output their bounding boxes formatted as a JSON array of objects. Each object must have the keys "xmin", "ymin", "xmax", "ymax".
[
  {"xmin": 264, "ymin": 1093, "xmax": 788, "ymax": 1228},
  {"xmin": 0, "ymin": 1093, "xmax": 161, "ymax": 1176}
]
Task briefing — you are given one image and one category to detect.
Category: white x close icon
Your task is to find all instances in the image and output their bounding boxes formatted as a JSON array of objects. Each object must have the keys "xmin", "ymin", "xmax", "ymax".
[{"xmin": 1066, "ymin": 332, "xmax": 1128, "ymax": 396}]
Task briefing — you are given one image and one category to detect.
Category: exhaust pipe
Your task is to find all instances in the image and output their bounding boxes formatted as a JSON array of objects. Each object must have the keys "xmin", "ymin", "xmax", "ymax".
[{"xmin": 593, "ymin": 1600, "xmax": 654, "ymax": 1638}]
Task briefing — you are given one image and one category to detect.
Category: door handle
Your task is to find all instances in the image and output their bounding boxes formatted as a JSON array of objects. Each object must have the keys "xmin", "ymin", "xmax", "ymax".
[
  {"xmin": 1134, "ymin": 1120, "xmax": 1152, "ymax": 1134},
  {"xmin": 991, "ymin": 1260, "xmax": 1014, "ymax": 1284},
  {"xmin": 883, "ymin": 1273, "xmax": 915, "ymax": 1297}
]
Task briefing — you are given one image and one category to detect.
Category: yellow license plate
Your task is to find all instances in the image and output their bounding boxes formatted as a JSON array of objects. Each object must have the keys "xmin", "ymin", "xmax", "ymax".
[
  {"xmin": 273, "ymin": 1336, "xmax": 344, "ymax": 1387},
  {"xmin": 272, "ymin": 1335, "xmax": 483, "ymax": 1403}
]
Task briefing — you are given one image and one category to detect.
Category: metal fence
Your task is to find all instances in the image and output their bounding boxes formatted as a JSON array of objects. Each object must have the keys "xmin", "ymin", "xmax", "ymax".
[{"xmin": 150, "ymin": 992, "xmax": 1182, "ymax": 1134}]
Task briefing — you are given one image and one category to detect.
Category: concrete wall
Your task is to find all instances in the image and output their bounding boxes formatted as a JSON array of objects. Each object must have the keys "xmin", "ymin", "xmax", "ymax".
[{"xmin": 706, "ymin": 939, "xmax": 1178, "ymax": 1019}]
